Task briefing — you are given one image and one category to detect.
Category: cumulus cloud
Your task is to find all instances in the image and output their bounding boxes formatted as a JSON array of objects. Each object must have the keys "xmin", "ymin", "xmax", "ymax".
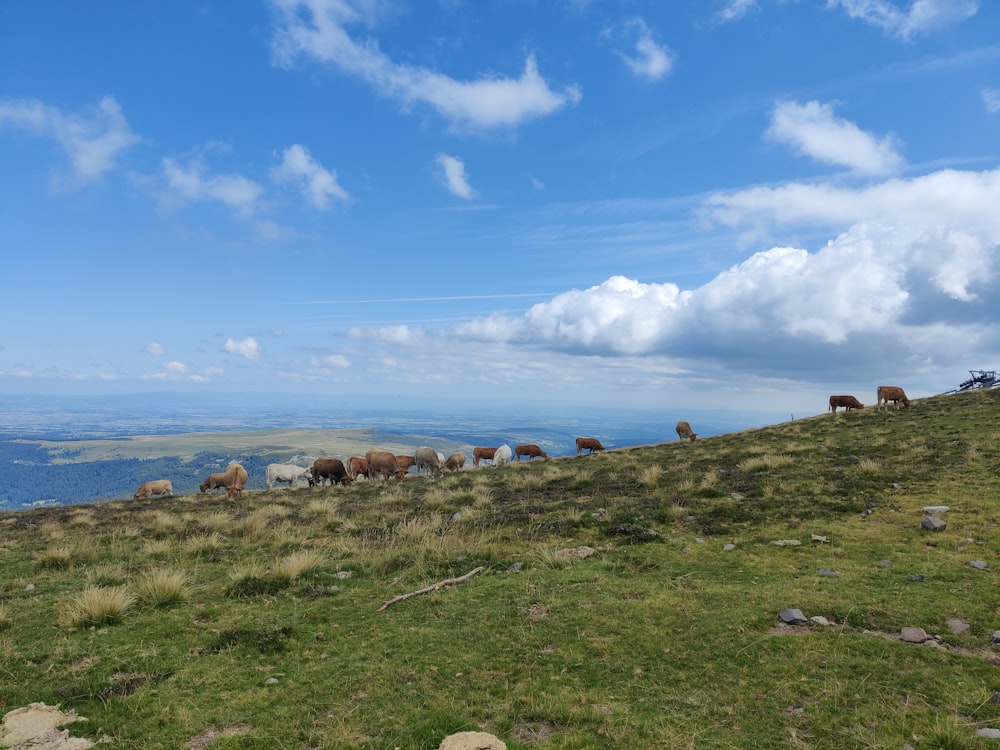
[
  {"xmin": 159, "ymin": 154, "xmax": 263, "ymax": 216},
  {"xmin": 146, "ymin": 342, "xmax": 165, "ymax": 356},
  {"xmin": 164, "ymin": 360, "xmax": 188, "ymax": 374},
  {"xmin": 613, "ymin": 18, "xmax": 673, "ymax": 82},
  {"xmin": 224, "ymin": 336, "xmax": 260, "ymax": 360},
  {"xmin": 766, "ymin": 100, "xmax": 904, "ymax": 175},
  {"xmin": 435, "ymin": 154, "xmax": 476, "ymax": 199},
  {"xmin": 271, "ymin": 144, "xmax": 351, "ymax": 209},
  {"xmin": 828, "ymin": 0, "xmax": 979, "ymax": 40},
  {"xmin": 983, "ymin": 88, "xmax": 1000, "ymax": 113},
  {"xmin": 270, "ymin": 0, "xmax": 580, "ymax": 130},
  {"xmin": 0, "ymin": 95, "xmax": 140, "ymax": 186}
]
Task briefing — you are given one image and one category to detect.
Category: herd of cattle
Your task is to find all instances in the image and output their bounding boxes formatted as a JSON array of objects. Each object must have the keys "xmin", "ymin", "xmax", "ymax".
[{"xmin": 130, "ymin": 394, "xmax": 905, "ymax": 502}]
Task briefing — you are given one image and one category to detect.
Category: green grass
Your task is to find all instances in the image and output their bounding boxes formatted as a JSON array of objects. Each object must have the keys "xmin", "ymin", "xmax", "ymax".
[{"xmin": 2, "ymin": 389, "xmax": 1000, "ymax": 748}]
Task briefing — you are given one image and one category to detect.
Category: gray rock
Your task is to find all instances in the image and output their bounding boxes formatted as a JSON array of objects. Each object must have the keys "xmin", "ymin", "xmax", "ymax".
[
  {"xmin": 779, "ymin": 608, "xmax": 809, "ymax": 626},
  {"xmin": 970, "ymin": 560, "xmax": 988, "ymax": 570},
  {"xmin": 876, "ymin": 559, "xmax": 892, "ymax": 568},
  {"xmin": 818, "ymin": 569, "xmax": 837, "ymax": 577},
  {"xmin": 507, "ymin": 562, "xmax": 524, "ymax": 573},
  {"xmin": 722, "ymin": 543, "xmax": 736, "ymax": 551},
  {"xmin": 810, "ymin": 616, "xmax": 832, "ymax": 626},
  {"xmin": 921, "ymin": 517, "xmax": 947, "ymax": 532},
  {"xmin": 900, "ymin": 627, "xmax": 930, "ymax": 643},
  {"xmin": 992, "ymin": 631, "xmax": 1000, "ymax": 644},
  {"xmin": 265, "ymin": 677, "xmax": 279, "ymax": 685},
  {"xmin": 921, "ymin": 505, "xmax": 949, "ymax": 514},
  {"xmin": 946, "ymin": 618, "xmax": 970, "ymax": 636},
  {"xmin": 990, "ymin": 692, "xmax": 1000, "ymax": 705},
  {"xmin": 976, "ymin": 728, "xmax": 1000, "ymax": 740},
  {"xmin": 335, "ymin": 570, "xmax": 352, "ymax": 579},
  {"xmin": 909, "ymin": 574, "xmax": 925, "ymax": 582}
]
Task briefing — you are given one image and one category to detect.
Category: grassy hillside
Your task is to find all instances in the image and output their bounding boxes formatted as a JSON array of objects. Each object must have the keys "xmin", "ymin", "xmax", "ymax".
[{"xmin": 2, "ymin": 390, "xmax": 999, "ymax": 749}]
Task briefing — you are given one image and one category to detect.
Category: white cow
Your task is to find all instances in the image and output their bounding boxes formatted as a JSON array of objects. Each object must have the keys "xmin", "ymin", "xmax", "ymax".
[
  {"xmin": 493, "ymin": 444, "xmax": 513, "ymax": 467},
  {"xmin": 414, "ymin": 446, "xmax": 445, "ymax": 476},
  {"xmin": 266, "ymin": 463, "xmax": 312, "ymax": 489}
]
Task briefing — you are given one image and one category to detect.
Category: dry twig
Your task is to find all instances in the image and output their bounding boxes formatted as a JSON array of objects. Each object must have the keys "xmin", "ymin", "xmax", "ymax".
[{"xmin": 377, "ymin": 566, "xmax": 485, "ymax": 612}]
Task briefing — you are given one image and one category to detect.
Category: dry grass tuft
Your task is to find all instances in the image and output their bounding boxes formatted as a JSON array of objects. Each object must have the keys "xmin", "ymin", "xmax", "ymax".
[
  {"xmin": 228, "ymin": 561, "xmax": 267, "ymax": 583},
  {"xmin": 0, "ymin": 604, "xmax": 10, "ymax": 631},
  {"xmin": 183, "ymin": 532, "xmax": 224, "ymax": 556},
  {"xmin": 142, "ymin": 539, "xmax": 176, "ymax": 558},
  {"xmin": 35, "ymin": 545, "xmax": 75, "ymax": 569},
  {"xmin": 60, "ymin": 586, "xmax": 136, "ymax": 628},
  {"xmin": 273, "ymin": 550, "xmax": 328, "ymax": 582},
  {"xmin": 639, "ymin": 465, "xmax": 664, "ymax": 487},
  {"xmin": 856, "ymin": 457, "xmax": 881, "ymax": 472},
  {"xmin": 195, "ymin": 510, "xmax": 232, "ymax": 532},
  {"xmin": 132, "ymin": 569, "xmax": 190, "ymax": 608},
  {"xmin": 738, "ymin": 453, "xmax": 794, "ymax": 472},
  {"xmin": 147, "ymin": 510, "xmax": 184, "ymax": 536},
  {"xmin": 86, "ymin": 563, "xmax": 128, "ymax": 587}
]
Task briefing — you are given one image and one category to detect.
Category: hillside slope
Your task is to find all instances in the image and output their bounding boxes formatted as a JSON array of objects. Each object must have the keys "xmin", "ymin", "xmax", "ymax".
[{"xmin": 1, "ymin": 389, "xmax": 999, "ymax": 749}]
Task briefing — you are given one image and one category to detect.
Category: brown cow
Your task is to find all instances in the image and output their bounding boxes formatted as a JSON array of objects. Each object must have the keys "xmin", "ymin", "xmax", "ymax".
[
  {"xmin": 877, "ymin": 386, "xmax": 911, "ymax": 410},
  {"xmin": 675, "ymin": 421, "xmax": 697, "ymax": 442},
  {"xmin": 515, "ymin": 444, "xmax": 548, "ymax": 461},
  {"xmin": 472, "ymin": 447, "xmax": 497, "ymax": 467},
  {"xmin": 199, "ymin": 472, "xmax": 229, "ymax": 493},
  {"xmin": 575, "ymin": 437, "xmax": 604, "ymax": 455},
  {"xmin": 133, "ymin": 479, "xmax": 173, "ymax": 499},
  {"xmin": 829, "ymin": 395, "xmax": 864, "ymax": 412},
  {"xmin": 348, "ymin": 456, "xmax": 368, "ymax": 481},
  {"xmin": 223, "ymin": 462, "xmax": 249, "ymax": 500},
  {"xmin": 395, "ymin": 455, "xmax": 416, "ymax": 474},
  {"xmin": 310, "ymin": 458, "xmax": 353, "ymax": 486},
  {"xmin": 444, "ymin": 452, "xmax": 466, "ymax": 472},
  {"xmin": 366, "ymin": 449, "xmax": 405, "ymax": 481}
]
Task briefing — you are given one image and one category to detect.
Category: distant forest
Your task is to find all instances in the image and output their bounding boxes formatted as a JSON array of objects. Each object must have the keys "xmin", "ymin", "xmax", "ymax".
[{"xmin": 0, "ymin": 441, "xmax": 269, "ymax": 509}]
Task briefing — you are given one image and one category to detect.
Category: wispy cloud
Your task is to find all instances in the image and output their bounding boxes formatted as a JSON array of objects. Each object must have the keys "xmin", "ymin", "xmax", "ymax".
[
  {"xmin": 270, "ymin": 0, "xmax": 580, "ymax": 130},
  {"xmin": 435, "ymin": 153, "xmax": 477, "ymax": 200},
  {"xmin": 713, "ymin": 0, "xmax": 759, "ymax": 25},
  {"xmin": 224, "ymin": 337, "xmax": 261, "ymax": 361},
  {"xmin": 828, "ymin": 0, "xmax": 979, "ymax": 40},
  {"xmin": 157, "ymin": 149, "xmax": 264, "ymax": 216},
  {"xmin": 611, "ymin": 17, "xmax": 673, "ymax": 82},
  {"xmin": 0, "ymin": 95, "xmax": 140, "ymax": 186},
  {"xmin": 271, "ymin": 143, "xmax": 351, "ymax": 209},
  {"xmin": 983, "ymin": 88, "xmax": 1000, "ymax": 113},
  {"xmin": 765, "ymin": 100, "xmax": 904, "ymax": 175}
]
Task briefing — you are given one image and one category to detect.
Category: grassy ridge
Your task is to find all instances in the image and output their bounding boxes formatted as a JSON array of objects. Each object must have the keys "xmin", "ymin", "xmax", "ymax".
[{"xmin": 1, "ymin": 389, "xmax": 999, "ymax": 749}]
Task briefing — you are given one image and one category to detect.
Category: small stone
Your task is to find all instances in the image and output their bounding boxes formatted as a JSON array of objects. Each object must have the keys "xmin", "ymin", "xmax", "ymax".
[
  {"xmin": 990, "ymin": 692, "xmax": 1000, "ymax": 705},
  {"xmin": 845, "ymin": 455, "xmax": 860, "ymax": 463},
  {"xmin": 876, "ymin": 560, "xmax": 892, "ymax": 568},
  {"xmin": 810, "ymin": 616, "xmax": 832, "ymax": 626},
  {"xmin": 265, "ymin": 678, "xmax": 279, "ymax": 685},
  {"xmin": 694, "ymin": 537, "xmax": 705, "ymax": 544},
  {"xmin": 772, "ymin": 539, "xmax": 802, "ymax": 546},
  {"xmin": 970, "ymin": 560, "xmax": 988, "ymax": 570},
  {"xmin": 909, "ymin": 574, "xmax": 925, "ymax": 582},
  {"xmin": 946, "ymin": 618, "xmax": 969, "ymax": 636},
  {"xmin": 892, "ymin": 482, "xmax": 906, "ymax": 490},
  {"xmin": 817, "ymin": 569, "xmax": 837, "ymax": 577},
  {"xmin": 779, "ymin": 608, "xmax": 809, "ymax": 625},
  {"xmin": 722, "ymin": 543, "xmax": 736, "ymax": 551},
  {"xmin": 507, "ymin": 562, "xmax": 524, "ymax": 573},
  {"xmin": 992, "ymin": 631, "xmax": 1000, "ymax": 644},
  {"xmin": 811, "ymin": 534, "xmax": 829, "ymax": 543},
  {"xmin": 335, "ymin": 571, "xmax": 352, "ymax": 579},
  {"xmin": 900, "ymin": 627, "xmax": 930, "ymax": 644},
  {"xmin": 439, "ymin": 731, "xmax": 507, "ymax": 750},
  {"xmin": 24, "ymin": 583, "xmax": 35, "ymax": 591},
  {"xmin": 922, "ymin": 505, "xmax": 949, "ymax": 514},
  {"xmin": 730, "ymin": 493, "xmax": 744, "ymax": 500},
  {"xmin": 976, "ymin": 728, "xmax": 1000, "ymax": 740},
  {"xmin": 921, "ymin": 517, "xmax": 947, "ymax": 532}
]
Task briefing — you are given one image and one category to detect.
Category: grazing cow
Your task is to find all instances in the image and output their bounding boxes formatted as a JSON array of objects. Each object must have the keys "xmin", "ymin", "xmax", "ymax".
[
  {"xmin": 199, "ymin": 472, "xmax": 229, "ymax": 493},
  {"xmin": 395, "ymin": 455, "xmax": 416, "ymax": 474},
  {"xmin": 223, "ymin": 462, "xmax": 249, "ymax": 500},
  {"xmin": 266, "ymin": 463, "xmax": 312, "ymax": 489},
  {"xmin": 493, "ymin": 444, "xmax": 513, "ymax": 467},
  {"xmin": 310, "ymin": 458, "xmax": 353, "ymax": 486},
  {"xmin": 133, "ymin": 479, "xmax": 173, "ymax": 499},
  {"xmin": 348, "ymin": 456, "xmax": 368, "ymax": 481},
  {"xmin": 575, "ymin": 437, "xmax": 604, "ymax": 455},
  {"xmin": 444, "ymin": 452, "xmax": 466, "ymax": 472},
  {"xmin": 675, "ymin": 421, "xmax": 698, "ymax": 442},
  {"xmin": 366, "ymin": 449, "xmax": 405, "ymax": 481},
  {"xmin": 414, "ymin": 446, "xmax": 445, "ymax": 476},
  {"xmin": 877, "ymin": 386, "xmax": 911, "ymax": 410},
  {"xmin": 515, "ymin": 444, "xmax": 548, "ymax": 461},
  {"xmin": 472, "ymin": 447, "xmax": 497, "ymax": 468},
  {"xmin": 829, "ymin": 395, "xmax": 864, "ymax": 413}
]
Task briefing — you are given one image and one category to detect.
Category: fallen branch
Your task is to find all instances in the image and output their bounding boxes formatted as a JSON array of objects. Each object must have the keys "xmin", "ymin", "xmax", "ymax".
[{"xmin": 377, "ymin": 566, "xmax": 485, "ymax": 612}]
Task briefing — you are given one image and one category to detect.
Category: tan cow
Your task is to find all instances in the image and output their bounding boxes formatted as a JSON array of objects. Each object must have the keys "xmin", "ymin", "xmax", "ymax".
[
  {"xmin": 414, "ymin": 446, "xmax": 445, "ymax": 476},
  {"xmin": 877, "ymin": 386, "xmax": 911, "ymax": 410},
  {"xmin": 223, "ymin": 462, "xmax": 249, "ymax": 500},
  {"xmin": 515, "ymin": 444, "xmax": 548, "ymax": 461},
  {"xmin": 133, "ymin": 479, "xmax": 173, "ymax": 499},
  {"xmin": 444, "ymin": 452, "xmax": 466, "ymax": 472},
  {"xmin": 348, "ymin": 456, "xmax": 368, "ymax": 481},
  {"xmin": 575, "ymin": 437, "xmax": 604, "ymax": 455},
  {"xmin": 199, "ymin": 472, "xmax": 229, "ymax": 493},
  {"xmin": 366, "ymin": 449, "xmax": 405, "ymax": 481},
  {"xmin": 395, "ymin": 455, "xmax": 416, "ymax": 474},
  {"xmin": 675, "ymin": 421, "xmax": 697, "ymax": 442},
  {"xmin": 472, "ymin": 447, "xmax": 497, "ymax": 467},
  {"xmin": 829, "ymin": 395, "xmax": 864, "ymax": 412}
]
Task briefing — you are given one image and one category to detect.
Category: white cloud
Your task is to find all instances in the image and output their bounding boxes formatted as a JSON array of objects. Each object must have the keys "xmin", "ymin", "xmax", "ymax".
[
  {"xmin": 435, "ymin": 153, "xmax": 476, "ymax": 199},
  {"xmin": 828, "ymin": 0, "xmax": 978, "ymax": 40},
  {"xmin": 0, "ymin": 95, "xmax": 140, "ymax": 185},
  {"xmin": 224, "ymin": 337, "xmax": 261, "ymax": 360},
  {"xmin": 159, "ymin": 153, "xmax": 264, "ymax": 216},
  {"xmin": 714, "ymin": 0, "xmax": 759, "ymax": 24},
  {"xmin": 614, "ymin": 18, "xmax": 673, "ymax": 82},
  {"xmin": 310, "ymin": 354, "xmax": 351, "ymax": 368},
  {"xmin": 164, "ymin": 360, "xmax": 188, "ymax": 374},
  {"xmin": 146, "ymin": 342, "xmax": 165, "ymax": 356},
  {"xmin": 271, "ymin": 144, "xmax": 351, "ymax": 209},
  {"xmin": 983, "ymin": 88, "xmax": 1000, "ymax": 113},
  {"xmin": 270, "ymin": 0, "xmax": 580, "ymax": 130},
  {"xmin": 766, "ymin": 100, "xmax": 904, "ymax": 175}
]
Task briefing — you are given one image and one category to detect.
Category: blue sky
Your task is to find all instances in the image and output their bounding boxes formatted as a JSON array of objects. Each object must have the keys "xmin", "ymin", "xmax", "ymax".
[{"xmin": 1, "ymin": 0, "xmax": 999, "ymax": 416}]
